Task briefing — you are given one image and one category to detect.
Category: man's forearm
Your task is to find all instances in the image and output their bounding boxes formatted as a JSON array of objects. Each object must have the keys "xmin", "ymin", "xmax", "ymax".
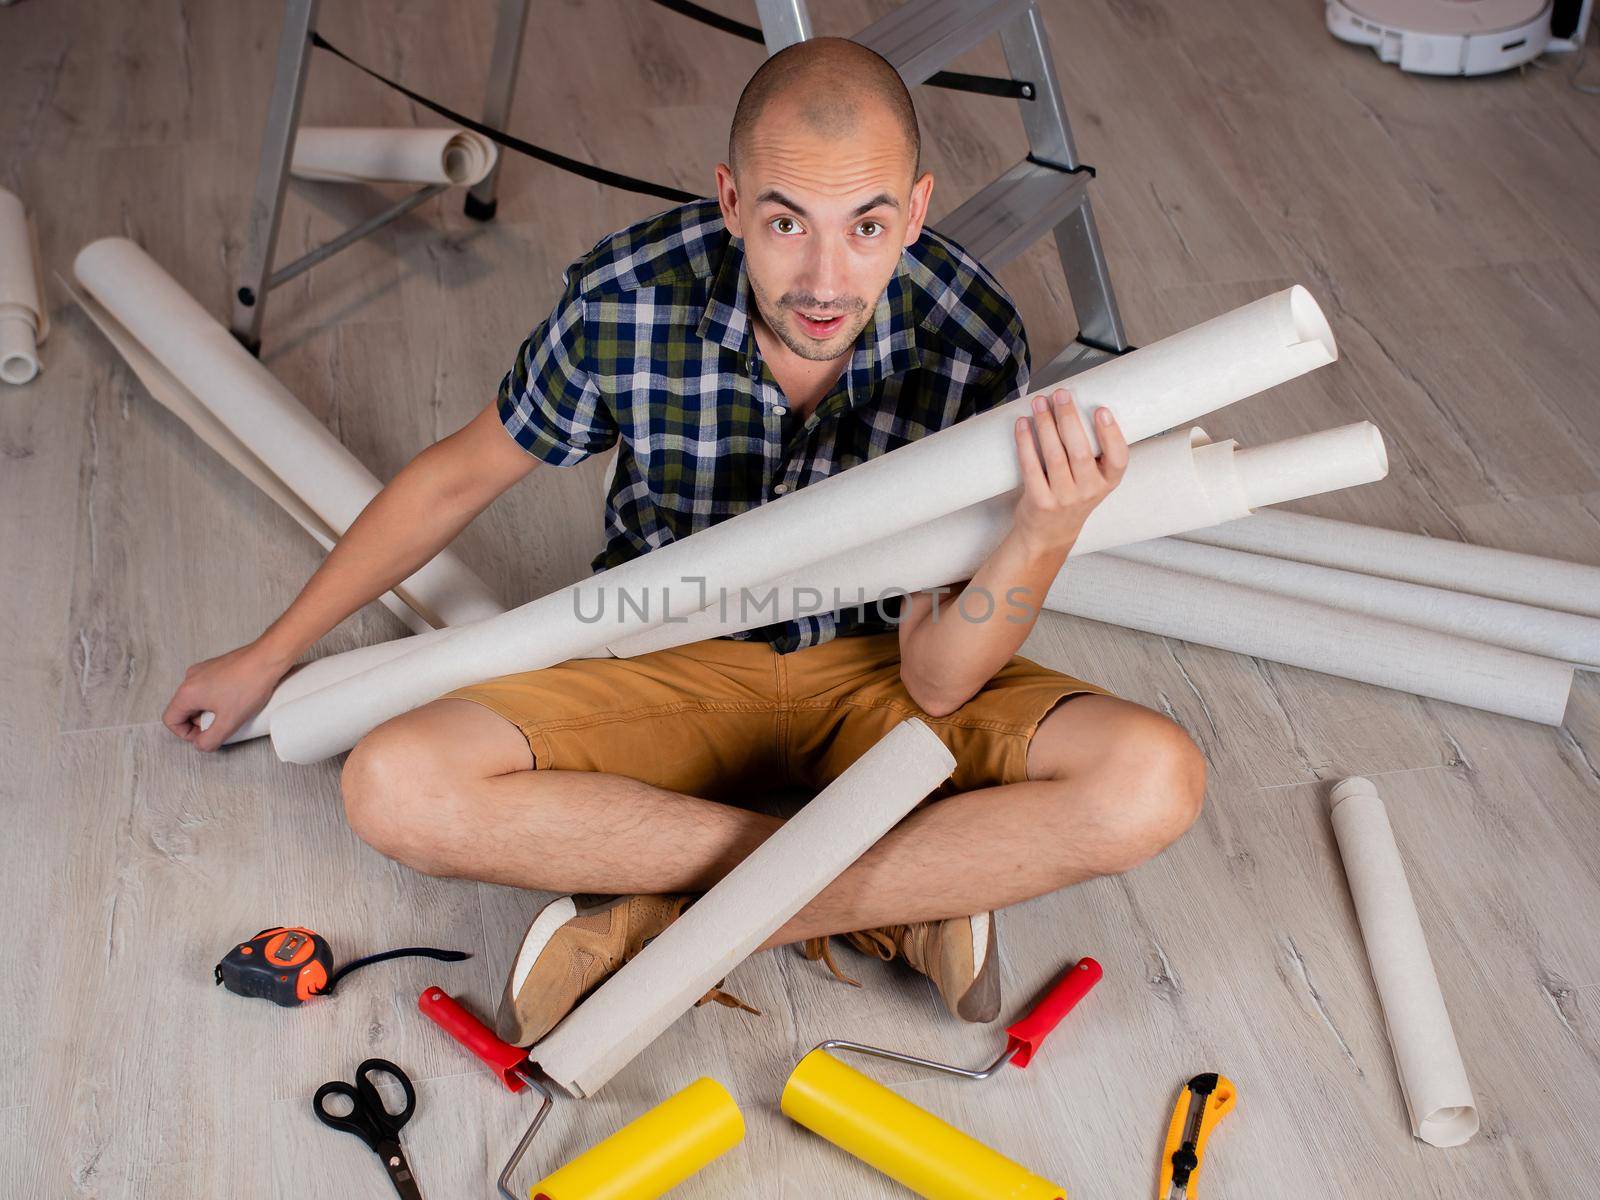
[
  {"xmin": 253, "ymin": 441, "xmax": 495, "ymax": 667},
  {"xmin": 900, "ymin": 527, "xmax": 1069, "ymax": 716}
]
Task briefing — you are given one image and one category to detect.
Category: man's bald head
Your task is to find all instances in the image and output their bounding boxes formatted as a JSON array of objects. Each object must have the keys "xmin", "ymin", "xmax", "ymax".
[{"xmin": 728, "ymin": 37, "xmax": 920, "ymax": 185}]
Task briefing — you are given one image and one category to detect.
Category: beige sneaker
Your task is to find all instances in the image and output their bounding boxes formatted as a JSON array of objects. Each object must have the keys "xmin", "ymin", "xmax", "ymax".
[
  {"xmin": 801, "ymin": 911, "xmax": 1002, "ymax": 1023},
  {"xmin": 497, "ymin": 893, "xmax": 759, "ymax": 1047}
]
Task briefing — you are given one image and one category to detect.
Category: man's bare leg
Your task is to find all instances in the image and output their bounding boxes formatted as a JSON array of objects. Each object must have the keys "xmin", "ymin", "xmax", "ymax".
[{"xmin": 341, "ymin": 692, "xmax": 1206, "ymax": 946}]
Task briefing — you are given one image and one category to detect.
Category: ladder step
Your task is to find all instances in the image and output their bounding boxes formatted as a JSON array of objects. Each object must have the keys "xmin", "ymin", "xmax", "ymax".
[
  {"xmin": 931, "ymin": 158, "xmax": 1093, "ymax": 270},
  {"xmin": 853, "ymin": 0, "xmax": 1033, "ymax": 87}
]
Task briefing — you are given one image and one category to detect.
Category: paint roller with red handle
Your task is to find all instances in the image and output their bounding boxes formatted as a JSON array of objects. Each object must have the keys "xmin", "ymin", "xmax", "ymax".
[
  {"xmin": 1004, "ymin": 956, "xmax": 1103, "ymax": 1068},
  {"xmin": 419, "ymin": 986, "xmax": 538, "ymax": 1092},
  {"xmin": 814, "ymin": 956, "xmax": 1103, "ymax": 1080},
  {"xmin": 782, "ymin": 958, "xmax": 1102, "ymax": 1200},
  {"xmin": 418, "ymin": 986, "xmax": 744, "ymax": 1200}
]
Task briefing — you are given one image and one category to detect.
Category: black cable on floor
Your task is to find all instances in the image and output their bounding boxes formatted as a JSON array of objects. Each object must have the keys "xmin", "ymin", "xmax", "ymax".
[{"xmin": 310, "ymin": 32, "xmax": 706, "ymax": 204}]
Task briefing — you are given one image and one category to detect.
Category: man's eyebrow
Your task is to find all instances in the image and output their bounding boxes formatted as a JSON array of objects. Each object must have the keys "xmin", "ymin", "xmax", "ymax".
[{"xmin": 755, "ymin": 189, "xmax": 901, "ymax": 219}]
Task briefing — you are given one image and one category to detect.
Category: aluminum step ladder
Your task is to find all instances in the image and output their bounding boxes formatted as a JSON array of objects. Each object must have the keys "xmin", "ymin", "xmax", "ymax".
[{"xmin": 757, "ymin": 0, "xmax": 1132, "ymax": 384}]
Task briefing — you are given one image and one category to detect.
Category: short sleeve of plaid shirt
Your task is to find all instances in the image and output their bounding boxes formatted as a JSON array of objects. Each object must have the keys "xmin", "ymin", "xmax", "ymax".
[{"xmin": 496, "ymin": 259, "xmax": 619, "ymax": 466}]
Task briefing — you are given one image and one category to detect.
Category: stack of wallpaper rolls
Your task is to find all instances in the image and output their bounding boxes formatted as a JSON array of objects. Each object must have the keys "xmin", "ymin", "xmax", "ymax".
[{"xmin": 248, "ymin": 282, "xmax": 1415, "ymax": 763}]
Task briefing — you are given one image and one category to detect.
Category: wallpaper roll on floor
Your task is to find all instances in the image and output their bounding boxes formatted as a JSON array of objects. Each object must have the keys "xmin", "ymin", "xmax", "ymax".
[
  {"xmin": 66, "ymin": 276, "xmax": 435, "ymax": 638},
  {"xmin": 1108, "ymin": 538, "xmax": 1600, "ymax": 669},
  {"xmin": 220, "ymin": 627, "xmax": 457, "ymax": 744},
  {"xmin": 291, "ymin": 127, "xmax": 499, "ymax": 186},
  {"xmin": 1046, "ymin": 556, "xmax": 1573, "ymax": 724},
  {"xmin": 1179, "ymin": 509, "xmax": 1600, "ymax": 619},
  {"xmin": 606, "ymin": 421, "xmax": 1388, "ymax": 658},
  {"xmin": 1328, "ymin": 776, "xmax": 1478, "ymax": 1147},
  {"xmin": 0, "ymin": 186, "xmax": 49, "ymax": 385},
  {"xmin": 531, "ymin": 717, "xmax": 956, "ymax": 1098},
  {"xmin": 73, "ymin": 238, "xmax": 505, "ymax": 630},
  {"xmin": 269, "ymin": 285, "xmax": 1342, "ymax": 762}
]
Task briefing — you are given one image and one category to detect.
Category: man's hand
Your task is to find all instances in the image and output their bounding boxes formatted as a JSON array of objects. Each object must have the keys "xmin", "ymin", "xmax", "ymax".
[
  {"xmin": 1011, "ymin": 387, "xmax": 1128, "ymax": 557},
  {"xmin": 163, "ymin": 640, "xmax": 296, "ymax": 752}
]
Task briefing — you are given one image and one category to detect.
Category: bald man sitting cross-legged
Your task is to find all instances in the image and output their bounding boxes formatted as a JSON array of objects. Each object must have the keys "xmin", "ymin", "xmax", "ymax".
[{"xmin": 166, "ymin": 37, "xmax": 1205, "ymax": 1047}]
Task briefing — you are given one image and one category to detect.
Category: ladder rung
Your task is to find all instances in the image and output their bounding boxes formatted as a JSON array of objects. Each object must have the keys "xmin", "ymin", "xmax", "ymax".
[
  {"xmin": 853, "ymin": 0, "xmax": 1033, "ymax": 87},
  {"xmin": 931, "ymin": 158, "xmax": 1092, "ymax": 270}
]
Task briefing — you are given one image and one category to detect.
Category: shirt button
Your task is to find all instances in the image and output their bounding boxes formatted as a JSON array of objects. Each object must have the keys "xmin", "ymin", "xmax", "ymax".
[
  {"xmin": 772, "ymin": 405, "xmax": 787, "ymax": 416},
  {"xmin": 773, "ymin": 482, "xmax": 790, "ymax": 495}
]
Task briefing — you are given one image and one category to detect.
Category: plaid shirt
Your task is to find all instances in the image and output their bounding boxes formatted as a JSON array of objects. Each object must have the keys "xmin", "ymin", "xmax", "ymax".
[{"xmin": 498, "ymin": 197, "xmax": 1031, "ymax": 654}]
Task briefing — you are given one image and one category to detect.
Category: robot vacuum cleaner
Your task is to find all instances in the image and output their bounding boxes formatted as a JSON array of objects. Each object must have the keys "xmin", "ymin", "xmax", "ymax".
[{"xmin": 1327, "ymin": 0, "xmax": 1593, "ymax": 74}]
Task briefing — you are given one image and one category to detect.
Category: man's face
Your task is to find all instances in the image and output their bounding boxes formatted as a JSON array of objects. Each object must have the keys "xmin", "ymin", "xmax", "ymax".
[{"xmin": 717, "ymin": 106, "xmax": 933, "ymax": 364}]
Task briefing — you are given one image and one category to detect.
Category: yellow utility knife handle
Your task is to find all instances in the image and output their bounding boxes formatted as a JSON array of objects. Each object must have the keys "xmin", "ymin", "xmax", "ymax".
[{"xmin": 1158, "ymin": 1073, "xmax": 1237, "ymax": 1199}]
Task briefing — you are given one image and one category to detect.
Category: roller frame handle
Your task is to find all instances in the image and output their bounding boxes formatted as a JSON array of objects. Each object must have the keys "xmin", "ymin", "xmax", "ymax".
[
  {"xmin": 1004, "ymin": 957, "xmax": 1102, "ymax": 1068},
  {"xmin": 419, "ymin": 985, "xmax": 531, "ymax": 1093}
]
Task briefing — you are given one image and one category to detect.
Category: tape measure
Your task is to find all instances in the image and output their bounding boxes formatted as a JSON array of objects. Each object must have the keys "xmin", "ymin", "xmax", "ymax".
[{"xmin": 215, "ymin": 926, "xmax": 470, "ymax": 1008}]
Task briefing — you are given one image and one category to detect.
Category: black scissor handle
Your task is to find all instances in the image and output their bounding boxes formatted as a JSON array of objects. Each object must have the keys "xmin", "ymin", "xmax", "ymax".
[
  {"xmin": 313, "ymin": 1058, "xmax": 416, "ymax": 1147},
  {"xmin": 354, "ymin": 1058, "xmax": 416, "ymax": 1129}
]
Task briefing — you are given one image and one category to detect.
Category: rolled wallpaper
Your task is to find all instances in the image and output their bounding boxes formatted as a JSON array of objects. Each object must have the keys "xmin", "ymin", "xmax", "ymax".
[
  {"xmin": 66, "ymin": 276, "xmax": 435, "ymax": 638},
  {"xmin": 72, "ymin": 238, "xmax": 505, "ymax": 631},
  {"xmin": 606, "ymin": 422, "xmax": 1388, "ymax": 657},
  {"xmin": 291, "ymin": 127, "xmax": 499, "ymax": 186},
  {"xmin": 1045, "ymin": 556, "xmax": 1573, "ymax": 725},
  {"xmin": 1108, "ymin": 538, "xmax": 1600, "ymax": 669},
  {"xmin": 1179, "ymin": 509, "xmax": 1600, "ymax": 619},
  {"xmin": 0, "ymin": 187, "xmax": 49, "ymax": 385},
  {"xmin": 267, "ymin": 285, "xmax": 1341, "ymax": 762},
  {"xmin": 1328, "ymin": 776, "xmax": 1478, "ymax": 1147},
  {"xmin": 531, "ymin": 717, "xmax": 956, "ymax": 1098}
]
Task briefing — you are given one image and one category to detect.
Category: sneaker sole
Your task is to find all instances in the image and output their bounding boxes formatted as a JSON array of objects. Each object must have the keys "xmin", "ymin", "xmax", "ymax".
[
  {"xmin": 496, "ymin": 895, "xmax": 627, "ymax": 1046},
  {"xmin": 954, "ymin": 912, "xmax": 1002, "ymax": 1023}
]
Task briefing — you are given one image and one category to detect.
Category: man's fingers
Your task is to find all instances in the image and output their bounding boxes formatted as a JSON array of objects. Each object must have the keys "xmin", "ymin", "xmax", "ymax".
[
  {"xmin": 1014, "ymin": 417, "xmax": 1055, "ymax": 505},
  {"xmin": 1051, "ymin": 390, "xmax": 1095, "ymax": 487},
  {"xmin": 163, "ymin": 694, "xmax": 202, "ymax": 740},
  {"xmin": 1030, "ymin": 392, "xmax": 1071, "ymax": 481},
  {"xmin": 1094, "ymin": 407, "xmax": 1129, "ymax": 488}
]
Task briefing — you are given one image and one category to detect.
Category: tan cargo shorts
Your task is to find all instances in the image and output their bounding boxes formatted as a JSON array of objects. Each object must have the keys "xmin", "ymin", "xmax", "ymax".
[{"xmin": 441, "ymin": 630, "xmax": 1114, "ymax": 803}]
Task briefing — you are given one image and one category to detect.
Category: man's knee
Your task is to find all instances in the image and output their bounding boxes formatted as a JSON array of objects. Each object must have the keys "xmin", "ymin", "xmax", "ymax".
[
  {"xmin": 341, "ymin": 698, "xmax": 534, "ymax": 875},
  {"xmin": 1031, "ymin": 696, "xmax": 1206, "ymax": 874},
  {"xmin": 341, "ymin": 720, "xmax": 459, "ymax": 875}
]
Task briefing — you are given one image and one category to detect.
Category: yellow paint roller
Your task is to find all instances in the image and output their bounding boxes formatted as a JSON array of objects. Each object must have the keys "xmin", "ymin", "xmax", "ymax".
[
  {"xmin": 531, "ymin": 1076, "xmax": 743, "ymax": 1200},
  {"xmin": 783, "ymin": 1048, "xmax": 1066, "ymax": 1199},
  {"xmin": 419, "ymin": 987, "xmax": 742, "ymax": 1199},
  {"xmin": 780, "ymin": 958, "xmax": 1101, "ymax": 1199}
]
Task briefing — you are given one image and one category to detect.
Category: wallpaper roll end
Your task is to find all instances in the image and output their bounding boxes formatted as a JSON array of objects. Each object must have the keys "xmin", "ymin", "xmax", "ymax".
[
  {"xmin": 1328, "ymin": 774, "xmax": 1379, "ymax": 813},
  {"xmin": 1288, "ymin": 283, "xmax": 1337, "ymax": 361}
]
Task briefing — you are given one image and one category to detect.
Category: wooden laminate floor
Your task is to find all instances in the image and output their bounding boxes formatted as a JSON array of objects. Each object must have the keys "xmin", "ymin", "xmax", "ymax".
[{"xmin": 4, "ymin": 1, "xmax": 1599, "ymax": 1196}]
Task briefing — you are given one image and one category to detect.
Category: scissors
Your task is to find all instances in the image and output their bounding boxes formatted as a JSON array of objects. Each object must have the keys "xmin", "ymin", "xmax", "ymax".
[{"xmin": 312, "ymin": 1057, "xmax": 423, "ymax": 1198}]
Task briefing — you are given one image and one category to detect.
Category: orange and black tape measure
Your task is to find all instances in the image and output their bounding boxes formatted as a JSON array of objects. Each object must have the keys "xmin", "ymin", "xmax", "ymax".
[{"xmin": 215, "ymin": 926, "xmax": 469, "ymax": 1007}]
